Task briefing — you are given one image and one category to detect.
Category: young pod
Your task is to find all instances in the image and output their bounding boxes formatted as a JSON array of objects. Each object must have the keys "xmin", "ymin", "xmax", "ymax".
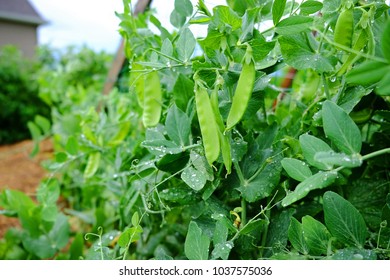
[
  {"xmin": 195, "ymin": 82, "xmax": 220, "ymax": 166},
  {"xmin": 142, "ymin": 70, "xmax": 162, "ymax": 127},
  {"xmin": 226, "ymin": 55, "xmax": 256, "ymax": 131},
  {"xmin": 334, "ymin": 8, "xmax": 354, "ymax": 50}
]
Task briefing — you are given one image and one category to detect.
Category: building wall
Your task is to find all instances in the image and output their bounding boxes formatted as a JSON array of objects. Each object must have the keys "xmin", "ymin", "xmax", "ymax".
[{"xmin": 0, "ymin": 20, "xmax": 37, "ymax": 57}]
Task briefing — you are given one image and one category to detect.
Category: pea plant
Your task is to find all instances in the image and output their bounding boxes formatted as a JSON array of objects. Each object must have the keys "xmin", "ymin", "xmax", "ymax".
[{"xmin": 1, "ymin": 0, "xmax": 390, "ymax": 260}]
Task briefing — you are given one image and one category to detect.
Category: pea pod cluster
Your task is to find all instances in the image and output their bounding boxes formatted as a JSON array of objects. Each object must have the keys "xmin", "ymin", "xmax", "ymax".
[
  {"xmin": 226, "ymin": 47, "xmax": 256, "ymax": 131},
  {"xmin": 194, "ymin": 80, "xmax": 220, "ymax": 166}
]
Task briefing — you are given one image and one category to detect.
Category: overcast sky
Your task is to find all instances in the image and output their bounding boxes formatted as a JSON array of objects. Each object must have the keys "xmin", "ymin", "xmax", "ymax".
[{"xmin": 29, "ymin": 0, "xmax": 225, "ymax": 54}]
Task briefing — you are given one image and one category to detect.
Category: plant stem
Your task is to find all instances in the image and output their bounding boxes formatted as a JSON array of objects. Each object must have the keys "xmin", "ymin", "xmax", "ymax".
[{"xmin": 361, "ymin": 147, "xmax": 390, "ymax": 161}]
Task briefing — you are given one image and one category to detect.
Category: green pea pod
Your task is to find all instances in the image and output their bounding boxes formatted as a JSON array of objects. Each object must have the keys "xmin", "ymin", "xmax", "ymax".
[
  {"xmin": 143, "ymin": 70, "xmax": 162, "ymax": 128},
  {"xmin": 129, "ymin": 63, "xmax": 145, "ymax": 108},
  {"xmin": 210, "ymin": 88, "xmax": 232, "ymax": 174},
  {"xmin": 337, "ymin": 28, "xmax": 368, "ymax": 76},
  {"xmin": 84, "ymin": 151, "xmax": 101, "ymax": 178},
  {"xmin": 226, "ymin": 52, "xmax": 256, "ymax": 131},
  {"xmin": 334, "ymin": 8, "xmax": 354, "ymax": 50},
  {"xmin": 195, "ymin": 82, "xmax": 220, "ymax": 166}
]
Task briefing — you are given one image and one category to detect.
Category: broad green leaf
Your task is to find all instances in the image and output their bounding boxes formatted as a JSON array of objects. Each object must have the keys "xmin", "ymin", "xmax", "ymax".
[
  {"xmin": 331, "ymin": 248, "xmax": 377, "ymax": 260},
  {"xmin": 174, "ymin": 0, "xmax": 193, "ymax": 18},
  {"xmin": 37, "ymin": 179, "xmax": 60, "ymax": 205},
  {"xmin": 279, "ymin": 34, "xmax": 335, "ymax": 73},
  {"xmin": 213, "ymin": 219, "xmax": 228, "ymax": 245},
  {"xmin": 281, "ymin": 158, "xmax": 312, "ymax": 182},
  {"xmin": 239, "ymin": 153, "xmax": 283, "ymax": 203},
  {"xmin": 141, "ymin": 139, "xmax": 182, "ymax": 155},
  {"xmin": 323, "ymin": 191, "xmax": 367, "ymax": 248},
  {"xmin": 381, "ymin": 20, "xmax": 390, "ymax": 62},
  {"xmin": 288, "ymin": 217, "xmax": 309, "ymax": 254},
  {"xmin": 65, "ymin": 136, "xmax": 78, "ymax": 156},
  {"xmin": 48, "ymin": 213, "xmax": 70, "ymax": 250},
  {"xmin": 181, "ymin": 166, "xmax": 207, "ymax": 191},
  {"xmin": 34, "ymin": 115, "xmax": 50, "ymax": 134},
  {"xmin": 170, "ymin": 9, "xmax": 186, "ymax": 28},
  {"xmin": 272, "ymin": 0, "xmax": 287, "ymax": 25},
  {"xmin": 276, "ymin": 16, "xmax": 313, "ymax": 35},
  {"xmin": 346, "ymin": 61, "xmax": 389, "ymax": 86},
  {"xmin": 248, "ymin": 31, "xmax": 276, "ymax": 62},
  {"xmin": 347, "ymin": 179, "xmax": 389, "ymax": 230},
  {"xmin": 337, "ymin": 86, "xmax": 371, "ymax": 113},
  {"xmin": 165, "ymin": 104, "xmax": 191, "ymax": 146},
  {"xmin": 131, "ymin": 212, "xmax": 139, "ymax": 227},
  {"xmin": 185, "ymin": 221, "xmax": 210, "ymax": 260},
  {"xmin": 299, "ymin": 1, "xmax": 323, "ymax": 15},
  {"xmin": 299, "ymin": 134, "xmax": 333, "ymax": 170},
  {"xmin": 84, "ymin": 152, "xmax": 101, "ymax": 178},
  {"xmin": 314, "ymin": 151, "xmax": 362, "ymax": 168},
  {"xmin": 302, "ymin": 216, "xmax": 331, "ymax": 256},
  {"xmin": 377, "ymin": 72, "xmax": 390, "ymax": 96},
  {"xmin": 118, "ymin": 226, "xmax": 143, "ymax": 248},
  {"xmin": 240, "ymin": 7, "xmax": 260, "ymax": 42},
  {"xmin": 190, "ymin": 151, "xmax": 214, "ymax": 182},
  {"xmin": 282, "ymin": 171, "xmax": 338, "ymax": 207},
  {"xmin": 211, "ymin": 241, "xmax": 234, "ymax": 260},
  {"xmin": 22, "ymin": 234, "xmax": 56, "ymax": 259},
  {"xmin": 322, "ymin": 100, "xmax": 362, "ymax": 154},
  {"xmin": 213, "ymin": 6, "xmax": 242, "ymax": 31},
  {"xmin": 173, "ymin": 74, "xmax": 194, "ymax": 112},
  {"xmin": 55, "ymin": 152, "xmax": 67, "ymax": 163},
  {"xmin": 264, "ymin": 209, "xmax": 294, "ymax": 257},
  {"xmin": 156, "ymin": 152, "xmax": 190, "ymax": 174},
  {"xmin": 177, "ymin": 28, "xmax": 196, "ymax": 63}
]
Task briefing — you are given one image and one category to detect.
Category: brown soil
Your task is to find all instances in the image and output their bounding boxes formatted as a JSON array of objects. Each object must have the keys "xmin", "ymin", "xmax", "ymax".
[{"xmin": 0, "ymin": 139, "xmax": 53, "ymax": 238}]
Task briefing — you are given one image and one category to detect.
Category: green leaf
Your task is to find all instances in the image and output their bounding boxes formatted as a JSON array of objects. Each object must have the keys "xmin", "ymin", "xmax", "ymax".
[
  {"xmin": 181, "ymin": 166, "xmax": 207, "ymax": 191},
  {"xmin": 337, "ymin": 86, "xmax": 371, "ymax": 114},
  {"xmin": 314, "ymin": 151, "xmax": 362, "ymax": 168},
  {"xmin": 173, "ymin": 74, "xmax": 194, "ymax": 112},
  {"xmin": 272, "ymin": 0, "xmax": 287, "ymax": 25},
  {"xmin": 131, "ymin": 212, "xmax": 139, "ymax": 227},
  {"xmin": 248, "ymin": 31, "xmax": 276, "ymax": 62},
  {"xmin": 282, "ymin": 171, "xmax": 338, "ymax": 207},
  {"xmin": 240, "ymin": 7, "xmax": 260, "ymax": 42},
  {"xmin": 165, "ymin": 104, "xmax": 191, "ymax": 147},
  {"xmin": 381, "ymin": 20, "xmax": 390, "ymax": 62},
  {"xmin": 37, "ymin": 179, "xmax": 60, "ymax": 205},
  {"xmin": 174, "ymin": 0, "xmax": 193, "ymax": 18},
  {"xmin": 211, "ymin": 241, "xmax": 234, "ymax": 260},
  {"xmin": 34, "ymin": 115, "xmax": 51, "ymax": 134},
  {"xmin": 281, "ymin": 158, "xmax": 312, "ymax": 182},
  {"xmin": 279, "ymin": 34, "xmax": 335, "ymax": 72},
  {"xmin": 141, "ymin": 139, "xmax": 182, "ymax": 155},
  {"xmin": 84, "ymin": 152, "xmax": 101, "ymax": 179},
  {"xmin": 185, "ymin": 221, "xmax": 210, "ymax": 260},
  {"xmin": 276, "ymin": 16, "xmax": 313, "ymax": 35},
  {"xmin": 323, "ymin": 191, "xmax": 368, "ymax": 248},
  {"xmin": 170, "ymin": 9, "xmax": 186, "ymax": 28},
  {"xmin": 377, "ymin": 71, "xmax": 390, "ymax": 96},
  {"xmin": 213, "ymin": 6, "xmax": 242, "ymax": 31},
  {"xmin": 331, "ymin": 248, "xmax": 377, "ymax": 260},
  {"xmin": 299, "ymin": 134, "xmax": 333, "ymax": 170},
  {"xmin": 65, "ymin": 136, "xmax": 78, "ymax": 156},
  {"xmin": 288, "ymin": 217, "xmax": 309, "ymax": 254},
  {"xmin": 177, "ymin": 28, "xmax": 196, "ymax": 62},
  {"xmin": 118, "ymin": 226, "xmax": 143, "ymax": 248},
  {"xmin": 322, "ymin": 100, "xmax": 362, "ymax": 154},
  {"xmin": 346, "ymin": 61, "xmax": 389, "ymax": 86},
  {"xmin": 55, "ymin": 152, "xmax": 67, "ymax": 163},
  {"xmin": 302, "ymin": 216, "xmax": 331, "ymax": 256},
  {"xmin": 299, "ymin": 1, "xmax": 323, "ymax": 15},
  {"xmin": 264, "ymin": 209, "xmax": 294, "ymax": 257},
  {"xmin": 239, "ymin": 152, "xmax": 283, "ymax": 203}
]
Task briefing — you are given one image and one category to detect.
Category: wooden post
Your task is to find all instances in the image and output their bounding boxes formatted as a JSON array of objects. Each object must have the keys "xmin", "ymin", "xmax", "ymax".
[{"xmin": 102, "ymin": 0, "xmax": 153, "ymax": 96}]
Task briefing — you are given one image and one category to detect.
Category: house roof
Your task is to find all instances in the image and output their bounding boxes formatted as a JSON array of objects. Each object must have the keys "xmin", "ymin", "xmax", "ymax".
[{"xmin": 0, "ymin": 0, "xmax": 45, "ymax": 25}]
